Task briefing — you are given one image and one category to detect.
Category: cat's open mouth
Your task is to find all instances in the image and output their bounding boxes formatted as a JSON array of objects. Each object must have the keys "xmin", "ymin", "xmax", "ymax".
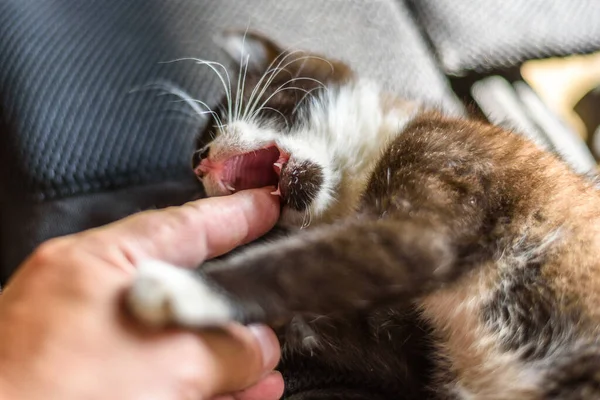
[{"xmin": 196, "ymin": 145, "xmax": 289, "ymax": 195}]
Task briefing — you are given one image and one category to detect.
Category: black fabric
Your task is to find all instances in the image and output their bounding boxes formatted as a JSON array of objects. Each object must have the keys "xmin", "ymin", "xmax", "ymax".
[
  {"xmin": 0, "ymin": 0, "xmax": 461, "ymax": 281},
  {"xmin": 281, "ymin": 356, "xmax": 415, "ymax": 400},
  {"xmin": 407, "ymin": 0, "xmax": 600, "ymax": 75},
  {"xmin": 0, "ymin": 180, "xmax": 201, "ymax": 284},
  {"xmin": 276, "ymin": 311, "xmax": 434, "ymax": 400}
]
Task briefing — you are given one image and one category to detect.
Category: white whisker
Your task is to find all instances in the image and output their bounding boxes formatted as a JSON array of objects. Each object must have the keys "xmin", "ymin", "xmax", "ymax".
[
  {"xmin": 159, "ymin": 106, "xmax": 202, "ymax": 121},
  {"xmin": 201, "ymin": 127, "xmax": 216, "ymax": 141},
  {"xmin": 292, "ymin": 86, "xmax": 324, "ymax": 114},
  {"xmin": 160, "ymin": 58, "xmax": 233, "ymax": 122},
  {"xmin": 250, "ymin": 86, "xmax": 314, "ymax": 121},
  {"xmin": 279, "ymin": 76, "xmax": 328, "ymax": 90},
  {"xmin": 244, "ymin": 55, "xmax": 331, "ymax": 119},
  {"xmin": 251, "ymin": 76, "xmax": 328, "ymax": 121},
  {"xmin": 235, "ymin": 29, "xmax": 251, "ymax": 121},
  {"xmin": 234, "ymin": 38, "xmax": 246, "ymax": 120},
  {"xmin": 259, "ymin": 107, "xmax": 289, "ymax": 130},
  {"xmin": 298, "ymin": 54, "xmax": 335, "ymax": 74},
  {"xmin": 141, "ymin": 81, "xmax": 205, "ymax": 115},
  {"xmin": 166, "ymin": 98, "xmax": 224, "ymax": 131},
  {"xmin": 243, "ymin": 50, "xmax": 305, "ymax": 119},
  {"xmin": 295, "ymin": 56, "xmax": 309, "ymax": 78},
  {"xmin": 237, "ymin": 54, "xmax": 250, "ymax": 120},
  {"xmin": 147, "ymin": 82, "xmax": 226, "ymax": 132}
]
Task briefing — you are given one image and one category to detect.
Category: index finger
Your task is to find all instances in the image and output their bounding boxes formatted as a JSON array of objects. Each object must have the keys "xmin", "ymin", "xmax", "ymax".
[{"xmin": 86, "ymin": 188, "xmax": 280, "ymax": 268}]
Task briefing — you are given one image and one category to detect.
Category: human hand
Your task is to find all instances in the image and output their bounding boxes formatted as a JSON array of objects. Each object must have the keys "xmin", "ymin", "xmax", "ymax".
[{"xmin": 0, "ymin": 188, "xmax": 283, "ymax": 400}]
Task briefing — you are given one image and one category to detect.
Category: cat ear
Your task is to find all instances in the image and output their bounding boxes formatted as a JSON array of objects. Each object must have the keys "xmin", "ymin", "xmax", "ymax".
[{"xmin": 218, "ymin": 30, "xmax": 284, "ymax": 74}]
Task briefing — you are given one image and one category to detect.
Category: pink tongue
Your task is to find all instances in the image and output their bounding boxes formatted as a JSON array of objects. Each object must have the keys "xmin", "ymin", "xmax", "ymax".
[{"xmin": 222, "ymin": 147, "xmax": 280, "ymax": 190}]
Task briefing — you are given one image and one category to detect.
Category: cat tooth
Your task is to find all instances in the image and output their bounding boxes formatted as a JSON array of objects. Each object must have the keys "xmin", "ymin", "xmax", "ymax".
[
  {"xmin": 270, "ymin": 187, "xmax": 282, "ymax": 196},
  {"xmin": 273, "ymin": 162, "xmax": 283, "ymax": 175},
  {"xmin": 275, "ymin": 154, "xmax": 289, "ymax": 164},
  {"xmin": 225, "ymin": 183, "xmax": 235, "ymax": 192}
]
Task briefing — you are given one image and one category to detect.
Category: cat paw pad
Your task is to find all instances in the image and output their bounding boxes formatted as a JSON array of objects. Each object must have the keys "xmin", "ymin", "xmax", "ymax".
[{"xmin": 126, "ymin": 260, "xmax": 233, "ymax": 328}]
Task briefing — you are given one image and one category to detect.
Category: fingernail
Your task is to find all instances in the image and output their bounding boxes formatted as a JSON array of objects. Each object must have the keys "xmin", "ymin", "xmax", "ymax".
[{"xmin": 248, "ymin": 324, "xmax": 277, "ymax": 369}]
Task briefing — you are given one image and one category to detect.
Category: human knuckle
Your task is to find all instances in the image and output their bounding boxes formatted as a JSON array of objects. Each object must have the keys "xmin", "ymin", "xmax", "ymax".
[{"xmin": 30, "ymin": 238, "xmax": 72, "ymax": 265}]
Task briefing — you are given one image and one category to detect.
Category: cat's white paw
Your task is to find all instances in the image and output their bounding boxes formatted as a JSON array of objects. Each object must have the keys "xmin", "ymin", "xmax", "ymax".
[{"xmin": 127, "ymin": 260, "xmax": 234, "ymax": 328}]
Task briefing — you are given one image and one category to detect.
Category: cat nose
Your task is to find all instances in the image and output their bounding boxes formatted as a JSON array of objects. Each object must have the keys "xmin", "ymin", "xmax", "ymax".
[
  {"xmin": 192, "ymin": 146, "xmax": 211, "ymax": 170},
  {"xmin": 199, "ymin": 146, "xmax": 210, "ymax": 159}
]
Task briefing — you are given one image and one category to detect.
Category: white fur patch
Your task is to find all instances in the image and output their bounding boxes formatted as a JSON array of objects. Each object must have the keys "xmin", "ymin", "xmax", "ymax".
[
  {"xmin": 278, "ymin": 80, "xmax": 416, "ymax": 226},
  {"xmin": 127, "ymin": 260, "xmax": 233, "ymax": 328},
  {"xmin": 204, "ymin": 78, "xmax": 417, "ymax": 228}
]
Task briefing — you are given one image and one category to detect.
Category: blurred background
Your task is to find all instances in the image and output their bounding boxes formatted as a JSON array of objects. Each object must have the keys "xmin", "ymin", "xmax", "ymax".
[{"xmin": 0, "ymin": 0, "xmax": 599, "ymax": 284}]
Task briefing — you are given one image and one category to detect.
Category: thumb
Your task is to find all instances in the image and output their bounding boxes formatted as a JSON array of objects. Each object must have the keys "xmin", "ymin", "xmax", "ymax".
[{"xmin": 195, "ymin": 324, "xmax": 281, "ymax": 399}]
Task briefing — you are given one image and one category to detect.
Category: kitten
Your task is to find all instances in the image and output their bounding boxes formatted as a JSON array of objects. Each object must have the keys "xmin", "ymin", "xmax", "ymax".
[{"xmin": 126, "ymin": 32, "xmax": 600, "ymax": 399}]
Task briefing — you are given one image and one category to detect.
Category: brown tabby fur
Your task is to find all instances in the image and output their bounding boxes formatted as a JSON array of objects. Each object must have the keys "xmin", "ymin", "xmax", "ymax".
[
  {"xmin": 148, "ymin": 32, "xmax": 600, "ymax": 399},
  {"xmin": 204, "ymin": 109, "xmax": 600, "ymax": 398}
]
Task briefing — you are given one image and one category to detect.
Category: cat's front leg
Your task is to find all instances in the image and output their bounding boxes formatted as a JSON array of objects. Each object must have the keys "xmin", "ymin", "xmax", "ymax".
[
  {"xmin": 126, "ymin": 259, "xmax": 235, "ymax": 328},
  {"xmin": 126, "ymin": 216, "xmax": 473, "ymax": 329}
]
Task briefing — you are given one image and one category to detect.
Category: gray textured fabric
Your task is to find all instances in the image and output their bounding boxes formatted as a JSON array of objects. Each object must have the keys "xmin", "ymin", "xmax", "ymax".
[
  {"xmin": 0, "ymin": 0, "xmax": 461, "ymax": 202},
  {"xmin": 0, "ymin": 0, "xmax": 461, "ymax": 278},
  {"xmin": 407, "ymin": 0, "xmax": 600, "ymax": 74}
]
